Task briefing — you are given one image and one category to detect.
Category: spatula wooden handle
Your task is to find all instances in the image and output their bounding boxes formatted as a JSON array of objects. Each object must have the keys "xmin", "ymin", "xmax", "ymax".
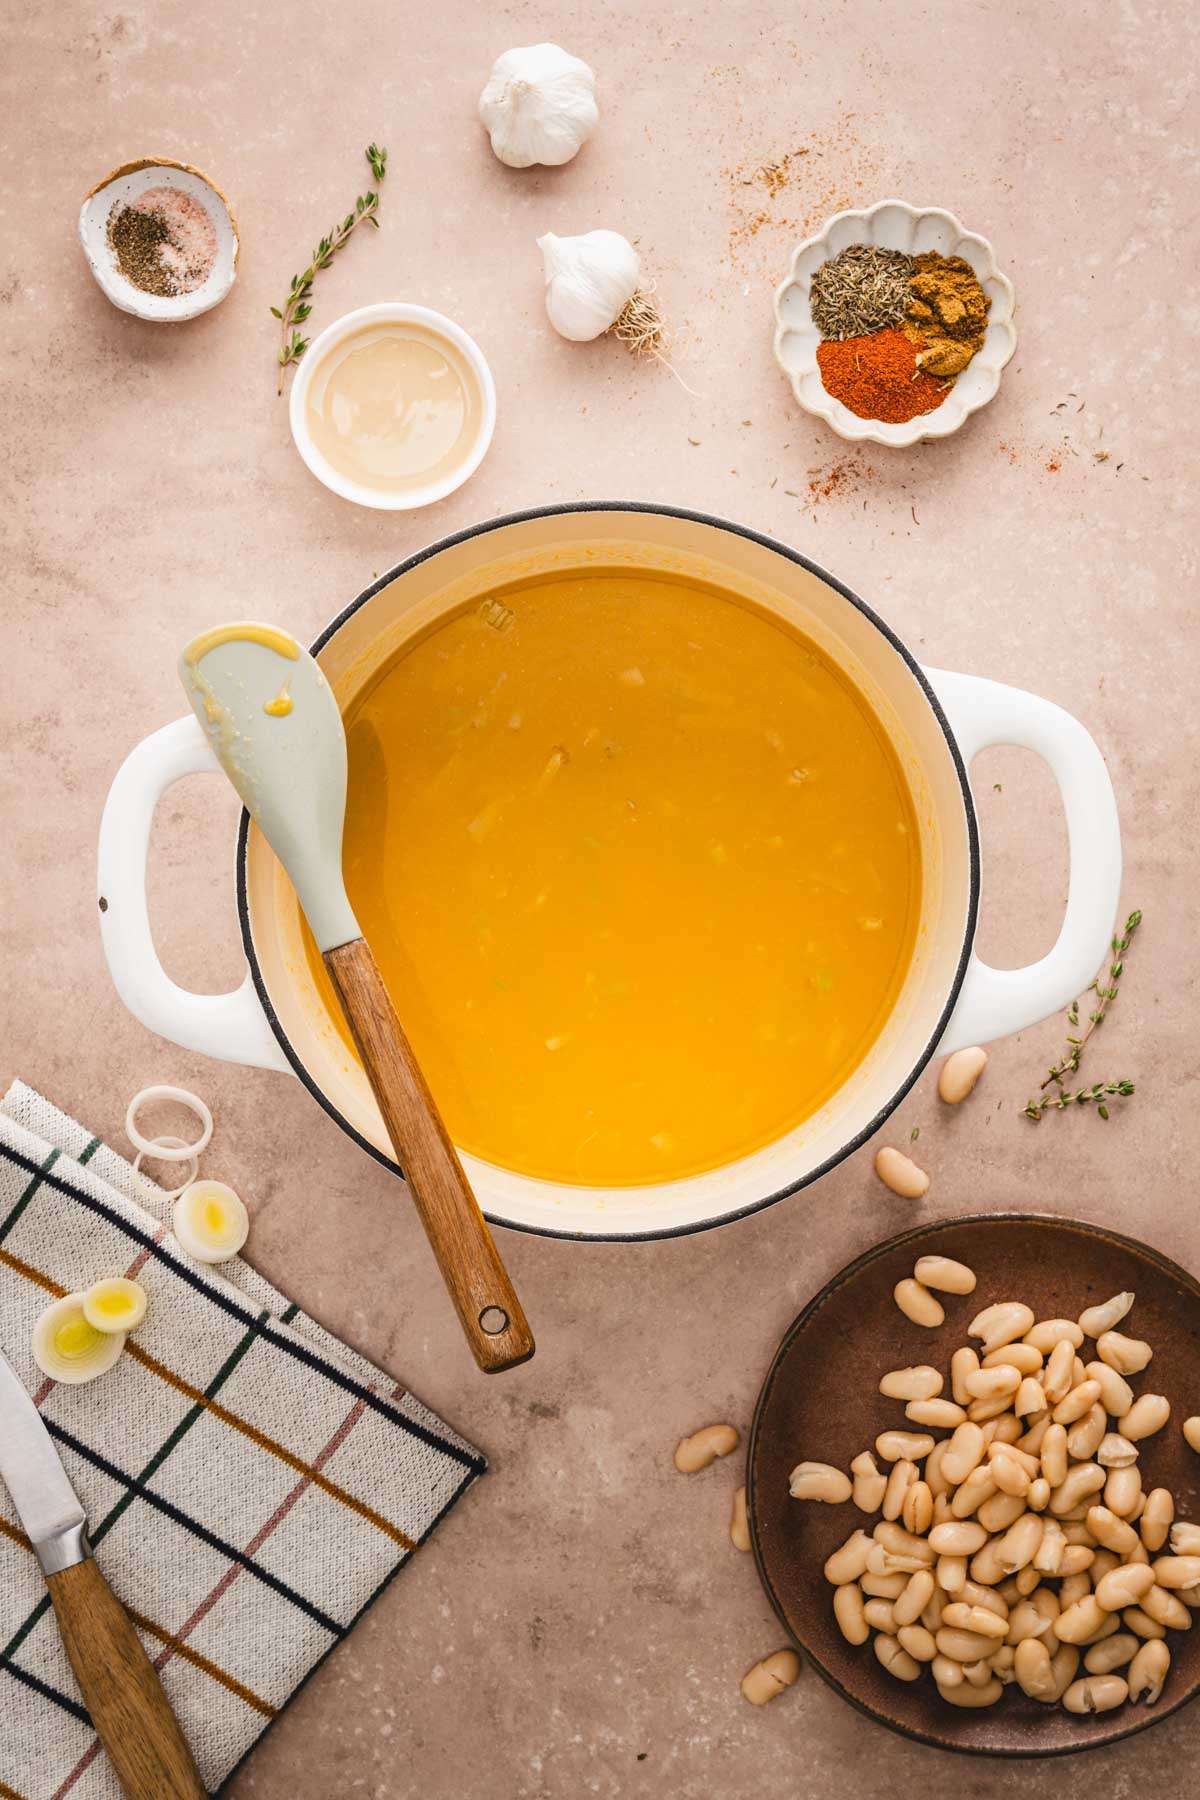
[
  {"xmin": 45, "ymin": 1557, "xmax": 207, "ymax": 1799},
  {"xmin": 324, "ymin": 936, "xmax": 535, "ymax": 1374}
]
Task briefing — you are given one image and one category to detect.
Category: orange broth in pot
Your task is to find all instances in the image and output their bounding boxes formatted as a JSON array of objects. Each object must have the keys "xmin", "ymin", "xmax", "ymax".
[{"xmin": 304, "ymin": 570, "xmax": 920, "ymax": 1185}]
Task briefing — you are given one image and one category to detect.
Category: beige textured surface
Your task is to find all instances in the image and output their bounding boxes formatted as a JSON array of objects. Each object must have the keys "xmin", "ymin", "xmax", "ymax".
[{"xmin": 3, "ymin": 1, "xmax": 1197, "ymax": 1795}]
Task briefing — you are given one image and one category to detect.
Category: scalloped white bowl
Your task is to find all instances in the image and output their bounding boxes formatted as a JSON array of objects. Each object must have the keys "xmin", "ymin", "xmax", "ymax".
[{"xmin": 773, "ymin": 200, "xmax": 1016, "ymax": 448}]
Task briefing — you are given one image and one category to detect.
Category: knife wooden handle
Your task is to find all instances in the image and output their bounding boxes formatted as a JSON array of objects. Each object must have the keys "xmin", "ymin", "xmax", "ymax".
[
  {"xmin": 46, "ymin": 1558, "xmax": 207, "ymax": 1799},
  {"xmin": 324, "ymin": 936, "xmax": 535, "ymax": 1374}
]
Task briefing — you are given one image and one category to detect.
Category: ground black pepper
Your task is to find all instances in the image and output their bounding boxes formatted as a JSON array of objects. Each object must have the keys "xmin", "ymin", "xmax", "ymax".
[{"xmin": 107, "ymin": 203, "xmax": 178, "ymax": 297}]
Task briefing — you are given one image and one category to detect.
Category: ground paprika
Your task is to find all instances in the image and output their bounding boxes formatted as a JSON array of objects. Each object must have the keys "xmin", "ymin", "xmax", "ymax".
[{"xmin": 815, "ymin": 326, "xmax": 949, "ymax": 423}]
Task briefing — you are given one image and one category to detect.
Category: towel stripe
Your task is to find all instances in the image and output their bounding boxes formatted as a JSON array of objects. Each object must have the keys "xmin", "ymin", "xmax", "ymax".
[
  {"xmin": 1, "ymin": 1143, "xmax": 482, "ymax": 1472},
  {"xmin": 0, "ymin": 1517, "xmax": 276, "ymax": 1722},
  {"xmin": 0, "ymin": 1149, "xmax": 58, "ymax": 1242},
  {"xmin": 45, "ymin": 1423, "xmax": 345, "ymax": 1637},
  {"xmin": 0, "ymin": 1778, "xmax": 30, "ymax": 1800},
  {"xmin": 0, "ymin": 1244, "xmax": 417, "ymax": 1551},
  {"xmin": 0, "ymin": 1651, "xmax": 91, "ymax": 1726}
]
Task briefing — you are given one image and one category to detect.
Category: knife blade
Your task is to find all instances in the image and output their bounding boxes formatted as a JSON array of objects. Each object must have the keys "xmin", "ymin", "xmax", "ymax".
[
  {"xmin": 0, "ymin": 1342, "xmax": 206, "ymax": 1798},
  {"xmin": 0, "ymin": 1345, "xmax": 90, "ymax": 1573}
]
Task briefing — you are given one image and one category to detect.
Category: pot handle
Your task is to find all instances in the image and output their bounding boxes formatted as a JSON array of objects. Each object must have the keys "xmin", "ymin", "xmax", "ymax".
[
  {"xmin": 97, "ymin": 716, "xmax": 291, "ymax": 1073},
  {"xmin": 924, "ymin": 668, "xmax": 1122, "ymax": 1055}
]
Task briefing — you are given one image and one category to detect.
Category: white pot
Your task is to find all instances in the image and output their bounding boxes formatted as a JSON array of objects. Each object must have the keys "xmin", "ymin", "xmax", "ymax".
[{"xmin": 98, "ymin": 506, "xmax": 1121, "ymax": 1240}]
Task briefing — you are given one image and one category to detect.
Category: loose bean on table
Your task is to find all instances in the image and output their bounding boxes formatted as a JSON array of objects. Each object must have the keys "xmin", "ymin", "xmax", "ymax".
[
  {"xmin": 936, "ymin": 1048, "xmax": 987, "ymax": 1105},
  {"xmin": 740, "ymin": 1650, "xmax": 800, "ymax": 1705},
  {"xmin": 674, "ymin": 1424, "xmax": 739, "ymax": 1472},
  {"xmin": 730, "ymin": 1485, "xmax": 750, "ymax": 1552},
  {"xmin": 875, "ymin": 1147, "xmax": 930, "ymax": 1199}
]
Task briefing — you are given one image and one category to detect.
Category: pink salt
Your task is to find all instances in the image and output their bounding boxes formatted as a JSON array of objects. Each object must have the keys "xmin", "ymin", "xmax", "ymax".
[{"xmin": 132, "ymin": 186, "xmax": 218, "ymax": 292}]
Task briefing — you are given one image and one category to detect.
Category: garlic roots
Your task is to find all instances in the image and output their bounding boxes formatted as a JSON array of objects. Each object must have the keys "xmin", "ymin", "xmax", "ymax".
[{"xmin": 537, "ymin": 230, "xmax": 640, "ymax": 342}]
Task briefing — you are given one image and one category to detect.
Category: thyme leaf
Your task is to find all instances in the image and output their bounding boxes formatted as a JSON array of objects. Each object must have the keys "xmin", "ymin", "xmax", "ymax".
[
  {"xmin": 273, "ymin": 144, "xmax": 387, "ymax": 393},
  {"xmin": 1022, "ymin": 910, "xmax": 1142, "ymax": 1122}
]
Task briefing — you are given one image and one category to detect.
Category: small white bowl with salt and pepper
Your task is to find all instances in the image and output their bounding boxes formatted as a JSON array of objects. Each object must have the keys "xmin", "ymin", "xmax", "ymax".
[
  {"xmin": 79, "ymin": 158, "xmax": 239, "ymax": 322},
  {"xmin": 773, "ymin": 200, "xmax": 1017, "ymax": 448}
]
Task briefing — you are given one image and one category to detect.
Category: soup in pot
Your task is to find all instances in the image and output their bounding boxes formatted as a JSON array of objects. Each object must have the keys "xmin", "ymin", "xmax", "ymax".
[{"xmin": 304, "ymin": 571, "xmax": 920, "ymax": 1186}]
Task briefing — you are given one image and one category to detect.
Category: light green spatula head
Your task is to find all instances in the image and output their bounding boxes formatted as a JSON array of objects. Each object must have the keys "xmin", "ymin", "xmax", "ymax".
[{"xmin": 179, "ymin": 623, "xmax": 360, "ymax": 953}]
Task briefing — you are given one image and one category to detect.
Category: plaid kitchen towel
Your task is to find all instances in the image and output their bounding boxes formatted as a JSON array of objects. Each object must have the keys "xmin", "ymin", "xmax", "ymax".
[{"xmin": 0, "ymin": 1082, "xmax": 485, "ymax": 1800}]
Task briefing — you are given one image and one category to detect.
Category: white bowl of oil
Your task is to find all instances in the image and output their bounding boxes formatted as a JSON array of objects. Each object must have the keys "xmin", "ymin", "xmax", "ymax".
[{"xmin": 289, "ymin": 303, "xmax": 497, "ymax": 511}]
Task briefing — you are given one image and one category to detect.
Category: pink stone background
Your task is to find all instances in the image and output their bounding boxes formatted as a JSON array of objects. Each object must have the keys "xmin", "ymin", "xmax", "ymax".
[{"xmin": 3, "ymin": 1, "xmax": 1198, "ymax": 1794}]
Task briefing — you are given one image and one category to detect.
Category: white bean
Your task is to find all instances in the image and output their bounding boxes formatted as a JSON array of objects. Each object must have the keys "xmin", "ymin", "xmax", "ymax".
[
  {"xmin": 902, "ymin": 1480, "xmax": 934, "ymax": 1538},
  {"xmin": 1015, "ymin": 1377, "xmax": 1047, "ymax": 1418},
  {"xmin": 861, "ymin": 1570, "xmax": 906, "ymax": 1599},
  {"xmin": 789, "ymin": 1460, "xmax": 852, "ymax": 1503},
  {"xmin": 996, "ymin": 1514, "xmax": 1044, "ymax": 1574},
  {"xmin": 1140, "ymin": 1584, "xmax": 1190, "ymax": 1629},
  {"xmin": 893, "ymin": 1278, "xmax": 943, "ymax": 1327},
  {"xmin": 905, "ymin": 1398, "xmax": 967, "ymax": 1429},
  {"xmin": 1170, "ymin": 1522, "xmax": 1200, "ymax": 1556},
  {"xmin": 936, "ymin": 1626, "xmax": 1001, "ymax": 1662},
  {"xmin": 986, "ymin": 1342, "xmax": 1043, "ymax": 1375},
  {"xmin": 730, "ymin": 1485, "xmax": 750, "ymax": 1552},
  {"xmin": 892, "ymin": 1568, "xmax": 935, "ymax": 1628},
  {"xmin": 850, "ymin": 1450, "xmax": 887, "ymax": 1513},
  {"xmin": 876, "ymin": 1430, "xmax": 935, "ymax": 1464},
  {"xmin": 882, "ymin": 1458, "xmax": 917, "ymax": 1522},
  {"xmin": 879, "ymin": 1364, "xmax": 943, "ymax": 1401},
  {"xmin": 1104, "ymin": 1465, "xmax": 1143, "ymax": 1519},
  {"xmin": 941, "ymin": 1603, "xmax": 1007, "ymax": 1641},
  {"xmin": 1127, "ymin": 1639, "xmax": 1169, "ymax": 1704},
  {"xmin": 1095, "ymin": 1564, "xmax": 1154, "ymax": 1610},
  {"xmin": 1122, "ymin": 1607, "xmax": 1166, "ymax": 1641},
  {"xmin": 833, "ymin": 1582, "xmax": 868, "ymax": 1645},
  {"xmin": 937, "ymin": 1048, "xmax": 987, "ymax": 1105},
  {"xmin": 1140, "ymin": 1489, "xmax": 1174, "ymax": 1553},
  {"xmin": 1025, "ymin": 1318, "xmax": 1084, "ymax": 1354},
  {"xmin": 674, "ymin": 1423, "xmax": 738, "ymax": 1471},
  {"xmin": 740, "ymin": 1649, "xmax": 801, "ymax": 1705},
  {"xmin": 863, "ymin": 1597, "xmax": 898, "ymax": 1633},
  {"xmin": 1086, "ymin": 1361, "xmax": 1135, "ymax": 1418},
  {"xmin": 1052, "ymin": 1379, "xmax": 1102, "ymax": 1426},
  {"xmin": 875, "ymin": 1147, "xmax": 930, "ymax": 1199},
  {"xmin": 913, "ymin": 1252, "xmax": 977, "ymax": 1293},
  {"xmin": 1049, "ymin": 1463, "xmax": 1105, "ymax": 1515},
  {"xmin": 932, "ymin": 1652, "xmax": 964, "ymax": 1687},
  {"xmin": 1040, "ymin": 1423, "xmax": 1069, "ymax": 1489},
  {"xmin": 1062, "ymin": 1674, "xmax": 1128, "ymax": 1714},
  {"xmin": 1041, "ymin": 1339, "xmax": 1076, "ymax": 1404},
  {"xmin": 969, "ymin": 1302, "xmax": 1035, "ymax": 1356},
  {"xmin": 1122, "ymin": 1394, "xmax": 1170, "ymax": 1441},
  {"xmin": 937, "ymin": 1675, "xmax": 1003, "ymax": 1707},
  {"xmin": 1096, "ymin": 1330, "xmax": 1153, "ymax": 1375},
  {"xmin": 824, "ymin": 1529, "xmax": 873, "ymax": 1586},
  {"xmin": 1184, "ymin": 1417, "xmax": 1200, "ymax": 1452},
  {"xmin": 1078, "ymin": 1291, "xmax": 1134, "ymax": 1339},
  {"xmin": 965, "ymin": 1364, "xmax": 1021, "ymax": 1400},
  {"xmin": 977, "ymin": 1490, "xmax": 1026, "ymax": 1534},
  {"xmin": 1055, "ymin": 1595, "xmax": 1109, "ymax": 1643},
  {"xmin": 1151, "ymin": 1555, "xmax": 1200, "ymax": 1590},
  {"xmin": 1097, "ymin": 1432, "xmax": 1138, "ymax": 1469},
  {"xmin": 1067, "ymin": 1403, "xmax": 1108, "ymax": 1463},
  {"xmin": 929, "ymin": 1520, "xmax": 988, "ymax": 1555},
  {"xmin": 874, "ymin": 1634, "xmax": 921, "ymax": 1681},
  {"xmin": 950, "ymin": 1346, "xmax": 980, "ymax": 1405},
  {"xmin": 1014, "ymin": 1637, "xmax": 1057, "ymax": 1699},
  {"xmin": 897, "ymin": 1623, "xmax": 937, "ymax": 1663},
  {"xmin": 1086, "ymin": 1507, "xmax": 1139, "ymax": 1555},
  {"xmin": 1084, "ymin": 1632, "xmax": 1139, "ymax": 1674},
  {"xmin": 942, "ymin": 1422, "xmax": 986, "ymax": 1486}
]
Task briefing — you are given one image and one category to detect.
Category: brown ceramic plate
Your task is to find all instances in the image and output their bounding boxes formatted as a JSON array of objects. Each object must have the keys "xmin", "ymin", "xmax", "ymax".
[{"xmin": 747, "ymin": 1213, "xmax": 1200, "ymax": 1756}]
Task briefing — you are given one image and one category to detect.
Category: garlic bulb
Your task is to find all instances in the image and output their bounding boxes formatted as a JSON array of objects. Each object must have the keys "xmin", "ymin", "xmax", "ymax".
[
  {"xmin": 537, "ymin": 230, "xmax": 640, "ymax": 342},
  {"xmin": 479, "ymin": 44, "xmax": 598, "ymax": 169}
]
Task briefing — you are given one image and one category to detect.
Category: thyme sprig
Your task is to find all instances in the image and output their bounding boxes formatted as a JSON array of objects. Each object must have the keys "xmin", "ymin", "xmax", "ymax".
[
  {"xmin": 272, "ymin": 144, "xmax": 387, "ymax": 393},
  {"xmin": 1022, "ymin": 910, "xmax": 1142, "ymax": 1122}
]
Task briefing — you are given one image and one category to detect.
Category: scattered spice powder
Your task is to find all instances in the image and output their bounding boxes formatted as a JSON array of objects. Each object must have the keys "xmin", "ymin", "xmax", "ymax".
[
  {"xmin": 816, "ymin": 327, "xmax": 948, "ymax": 423},
  {"xmin": 809, "ymin": 244, "xmax": 914, "ymax": 340},
  {"xmin": 107, "ymin": 186, "xmax": 217, "ymax": 297}
]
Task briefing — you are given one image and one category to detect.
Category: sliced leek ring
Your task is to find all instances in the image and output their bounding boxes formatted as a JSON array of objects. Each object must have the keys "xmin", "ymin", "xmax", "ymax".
[
  {"xmin": 32, "ymin": 1294, "xmax": 126, "ymax": 1384},
  {"xmin": 126, "ymin": 1085, "xmax": 213, "ymax": 1162},
  {"xmin": 83, "ymin": 1277, "xmax": 148, "ymax": 1335},
  {"xmin": 173, "ymin": 1179, "xmax": 249, "ymax": 1264}
]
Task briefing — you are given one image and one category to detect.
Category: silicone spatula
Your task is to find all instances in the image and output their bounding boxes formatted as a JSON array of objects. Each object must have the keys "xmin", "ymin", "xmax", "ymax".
[{"xmin": 179, "ymin": 622, "xmax": 535, "ymax": 1374}]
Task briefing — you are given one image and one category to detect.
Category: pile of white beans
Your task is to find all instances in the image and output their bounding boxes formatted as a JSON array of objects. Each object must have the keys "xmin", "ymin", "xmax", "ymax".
[{"xmin": 792, "ymin": 1261, "xmax": 1200, "ymax": 1715}]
